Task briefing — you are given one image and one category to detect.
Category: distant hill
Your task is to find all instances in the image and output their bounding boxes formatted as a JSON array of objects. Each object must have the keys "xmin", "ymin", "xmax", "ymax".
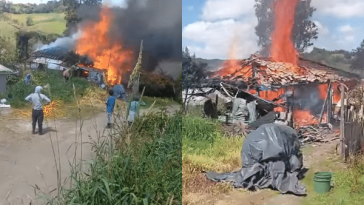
[
  {"xmin": 195, "ymin": 58, "xmax": 224, "ymax": 71},
  {"xmin": 0, "ymin": 12, "xmax": 66, "ymax": 41}
]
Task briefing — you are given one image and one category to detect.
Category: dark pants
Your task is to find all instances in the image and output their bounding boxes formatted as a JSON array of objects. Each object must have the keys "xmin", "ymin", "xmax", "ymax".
[{"xmin": 32, "ymin": 109, "xmax": 44, "ymax": 134}]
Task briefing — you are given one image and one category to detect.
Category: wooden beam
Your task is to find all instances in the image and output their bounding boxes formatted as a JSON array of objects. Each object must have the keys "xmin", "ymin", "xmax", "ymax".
[
  {"xmin": 340, "ymin": 84, "xmax": 345, "ymax": 160},
  {"xmin": 319, "ymin": 81, "xmax": 332, "ymax": 124},
  {"xmin": 327, "ymin": 88, "xmax": 333, "ymax": 123}
]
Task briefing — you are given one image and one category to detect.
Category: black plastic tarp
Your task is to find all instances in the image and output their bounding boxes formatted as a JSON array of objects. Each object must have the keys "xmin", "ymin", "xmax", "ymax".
[{"xmin": 206, "ymin": 123, "xmax": 306, "ymax": 195}]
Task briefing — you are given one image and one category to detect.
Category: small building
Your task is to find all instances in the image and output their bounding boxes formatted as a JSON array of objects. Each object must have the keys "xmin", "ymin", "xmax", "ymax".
[{"xmin": 0, "ymin": 64, "xmax": 14, "ymax": 93}]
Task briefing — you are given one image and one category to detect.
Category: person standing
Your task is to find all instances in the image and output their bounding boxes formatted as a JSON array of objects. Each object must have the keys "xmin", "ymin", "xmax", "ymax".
[
  {"xmin": 127, "ymin": 97, "xmax": 139, "ymax": 127},
  {"xmin": 106, "ymin": 89, "xmax": 116, "ymax": 128},
  {"xmin": 25, "ymin": 73, "xmax": 31, "ymax": 84},
  {"xmin": 25, "ymin": 86, "xmax": 51, "ymax": 135},
  {"xmin": 63, "ymin": 68, "xmax": 72, "ymax": 82}
]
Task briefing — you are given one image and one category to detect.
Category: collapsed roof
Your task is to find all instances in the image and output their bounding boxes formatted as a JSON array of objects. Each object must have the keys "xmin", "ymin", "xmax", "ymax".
[{"xmin": 215, "ymin": 55, "xmax": 359, "ymax": 87}]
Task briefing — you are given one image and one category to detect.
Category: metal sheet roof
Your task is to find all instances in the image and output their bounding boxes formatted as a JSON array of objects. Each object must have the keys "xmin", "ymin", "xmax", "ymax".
[{"xmin": 0, "ymin": 64, "xmax": 13, "ymax": 73}]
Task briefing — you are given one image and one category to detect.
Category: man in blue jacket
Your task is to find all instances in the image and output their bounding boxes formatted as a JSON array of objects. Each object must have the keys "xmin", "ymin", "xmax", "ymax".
[{"xmin": 106, "ymin": 89, "xmax": 116, "ymax": 128}]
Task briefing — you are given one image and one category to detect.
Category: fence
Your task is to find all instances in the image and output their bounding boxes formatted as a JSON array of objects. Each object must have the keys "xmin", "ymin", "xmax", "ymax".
[{"xmin": 341, "ymin": 85, "xmax": 364, "ymax": 160}]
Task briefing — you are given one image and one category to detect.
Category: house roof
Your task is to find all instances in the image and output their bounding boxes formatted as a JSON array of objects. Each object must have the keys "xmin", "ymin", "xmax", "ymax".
[
  {"xmin": 31, "ymin": 46, "xmax": 70, "ymax": 60},
  {"xmin": 0, "ymin": 64, "xmax": 13, "ymax": 73}
]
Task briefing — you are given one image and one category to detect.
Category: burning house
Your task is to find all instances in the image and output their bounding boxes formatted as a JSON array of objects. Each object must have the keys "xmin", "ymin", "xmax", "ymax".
[
  {"xmin": 27, "ymin": 46, "xmax": 105, "ymax": 86},
  {"xmin": 183, "ymin": 0, "xmax": 361, "ymax": 142}
]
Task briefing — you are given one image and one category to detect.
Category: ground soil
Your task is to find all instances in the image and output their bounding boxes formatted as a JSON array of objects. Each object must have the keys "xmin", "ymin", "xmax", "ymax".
[
  {"xmin": 183, "ymin": 138, "xmax": 340, "ymax": 205},
  {"xmin": 0, "ymin": 104, "xmax": 180, "ymax": 205}
]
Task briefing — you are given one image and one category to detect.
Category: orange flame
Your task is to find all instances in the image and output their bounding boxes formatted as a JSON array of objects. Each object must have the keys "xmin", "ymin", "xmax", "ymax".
[
  {"xmin": 217, "ymin": 34, "xmax": 244, "ymax": 77},
  {"xmin": 75, "ymin": 6, "xmax": 134, "ymax": 85},
  {"xmin": 270, "ymin": 0, "xmax": 299, "ymax": 65}
]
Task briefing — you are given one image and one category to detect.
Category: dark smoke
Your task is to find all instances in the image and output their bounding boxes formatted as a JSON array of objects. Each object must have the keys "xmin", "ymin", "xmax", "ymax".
[
  {"xmin": 291, "ymin": 83, "xmax": 325, "ymax": 115},
  {"xmin": 77, "ymin": 0, "xmax": 182, "ymax": 72}
]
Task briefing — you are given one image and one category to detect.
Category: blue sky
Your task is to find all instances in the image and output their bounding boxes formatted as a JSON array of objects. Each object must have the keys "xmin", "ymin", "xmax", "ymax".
[{"xmin": 183, "ymin": 0, "xmax": 364, "ymax": 59}]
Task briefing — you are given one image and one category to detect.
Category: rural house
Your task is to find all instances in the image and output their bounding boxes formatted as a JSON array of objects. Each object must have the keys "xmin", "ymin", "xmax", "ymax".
[{"xmin": 0, "ymin": 64, "xmax": 14, "ymax": 93}]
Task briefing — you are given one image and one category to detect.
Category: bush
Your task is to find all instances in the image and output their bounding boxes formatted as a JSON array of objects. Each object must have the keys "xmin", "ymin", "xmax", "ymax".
[{"xmin": 26, "ymin": 16, "xmax": 34, "ymax": 26}]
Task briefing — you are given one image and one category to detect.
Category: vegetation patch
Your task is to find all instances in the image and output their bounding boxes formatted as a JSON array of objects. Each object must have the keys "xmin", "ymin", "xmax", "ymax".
[
  {"xmin": 182, "ymin": 116, "xmax": 243, "ymax": 196},
  {"xmin": 56, "ymin": 111, "xmax": 182, "ymax": 204}
]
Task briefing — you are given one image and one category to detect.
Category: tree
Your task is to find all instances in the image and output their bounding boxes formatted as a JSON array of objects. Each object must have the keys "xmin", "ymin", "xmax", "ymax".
[
  {"xmin": 182, "ymin": 47, "xmax": 206, "ymax": 112},
  {"xmin": 26, "ymin": 16, "xmax": 34, "ymax": 26},
  {"xmin": 351, "ymin": 39, "xmax": 364, "ymax": 71},
  {"xmin": 0, "ymin": 36, "xmax": 16, "ymax": 65},
  {"xmin": 254, "ymin": 0, "xmax": 318, "ymax": 54},
  {"xmin": 63, "ymin": 0, "xmax": 102, "ymax": 35}
]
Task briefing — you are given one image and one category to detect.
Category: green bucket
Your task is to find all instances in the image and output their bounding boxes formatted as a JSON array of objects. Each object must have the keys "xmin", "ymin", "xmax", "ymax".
[{"xmin": 314, "ymin": 172, "xmax": 332, "ymax": 193}]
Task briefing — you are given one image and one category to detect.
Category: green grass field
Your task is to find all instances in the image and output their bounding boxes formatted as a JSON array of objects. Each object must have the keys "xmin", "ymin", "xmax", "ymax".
[{"xmin": 0, "ymin": 12, "xmax": 66, "ymax": 38}]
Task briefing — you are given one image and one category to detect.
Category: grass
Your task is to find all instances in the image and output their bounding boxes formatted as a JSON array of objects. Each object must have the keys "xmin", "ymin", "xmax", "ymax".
[
  {"xmin": 302, "ymin": 154, "xmax": 364, "ymax": 205},
  {"xmin": 49, "ymin": 110, "xmax": 182, "ymax": 204},
  {"xmin": 0, "ymin": 12, "xmax": 65, "ymax": 46},
  {"xmin": 182, "ymin": 116, "xmax": 243, "ymax": 197},
  {"xmin": 142, "ymin": 96, "xmax": 179, "ymax": 108}
]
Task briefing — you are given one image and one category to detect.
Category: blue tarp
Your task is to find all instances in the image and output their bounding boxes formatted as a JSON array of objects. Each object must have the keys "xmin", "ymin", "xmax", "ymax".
[{"xmin": 112, "ymin": 84, "xmax": 127, "ymax": 100}]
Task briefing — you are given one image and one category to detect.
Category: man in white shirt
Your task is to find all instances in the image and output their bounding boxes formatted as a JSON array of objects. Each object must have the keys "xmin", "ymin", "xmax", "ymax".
[{"xmin": 25, "ymin": 86, "xmax": 51, "ymax": 135}]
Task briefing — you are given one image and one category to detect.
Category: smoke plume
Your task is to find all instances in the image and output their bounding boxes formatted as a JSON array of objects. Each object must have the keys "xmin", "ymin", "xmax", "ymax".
[
  {"xmin": 77, "ymin": 0, "xmax": 182, "ymax": 72},
  {"xmin": 35, "ymin": 32, "xmax": 81, "ymax": 51}
]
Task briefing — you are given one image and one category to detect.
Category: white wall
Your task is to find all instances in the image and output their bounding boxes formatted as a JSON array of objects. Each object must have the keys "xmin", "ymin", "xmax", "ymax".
[{"xmin": 0, "ymin": 74, "xmax": 7, "ymax": 93}]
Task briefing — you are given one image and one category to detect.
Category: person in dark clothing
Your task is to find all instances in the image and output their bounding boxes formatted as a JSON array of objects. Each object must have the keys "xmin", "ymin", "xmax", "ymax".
[
  {"xmin": 106, "ymin": 89, "xmax": 116, "ymax": 128},
  {"xmin": 25, "ymin": 86, "xmax": 51, "ymax": 135}
]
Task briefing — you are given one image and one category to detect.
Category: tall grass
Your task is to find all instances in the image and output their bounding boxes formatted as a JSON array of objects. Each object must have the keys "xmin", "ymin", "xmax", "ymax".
[
  {"xmin": 182, "ymin": 116, "xmax": 243, "ymax": 198},
  {"xmin": 49, "ymin": 110, "xmax": 182, "ymax": 205}
]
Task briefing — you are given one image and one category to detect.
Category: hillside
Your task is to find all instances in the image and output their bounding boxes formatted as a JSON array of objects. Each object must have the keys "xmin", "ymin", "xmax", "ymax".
[{"xmin": 0, "ymin": 12, "xmax": 66, "ymax": 40}]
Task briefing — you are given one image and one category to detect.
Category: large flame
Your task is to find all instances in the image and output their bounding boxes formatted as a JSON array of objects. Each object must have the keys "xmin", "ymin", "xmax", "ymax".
[
  {"xmin": 270, "ymin": 0, "xmax": 299, "ymax": 65},
  {"xmin": 217, "ymin": 34, "xmax": 244, "ymax": 76},
  {"xmin": 76, "ymin": 6, "xmax": 134, "ymax": 85}
]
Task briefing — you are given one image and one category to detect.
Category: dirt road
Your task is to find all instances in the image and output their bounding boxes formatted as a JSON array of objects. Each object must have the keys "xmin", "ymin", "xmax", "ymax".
[{"xmin": 0, "ymin": 105, "xmax": 180, "ymax": 205}]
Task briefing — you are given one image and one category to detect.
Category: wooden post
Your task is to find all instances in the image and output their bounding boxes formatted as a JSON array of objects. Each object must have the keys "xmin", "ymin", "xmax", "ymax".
[
  {"xmin": 327, "ymin": 88, "xmax": 332, "ymax": 123},
  {"xmin": 289, "ymin": 90, "xmax": 294, "ymax": 128},
  {"xmin": 340, "ymin": 84, "xmax": 345, "ymax": 160},
  {"xmin": 319, "ymin": 81, "xmax": 331, "ymax": 124}
]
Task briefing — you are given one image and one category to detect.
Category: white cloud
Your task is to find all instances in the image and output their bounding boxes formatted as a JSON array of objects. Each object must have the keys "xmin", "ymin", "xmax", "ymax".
[
  {"xmin": 183, "ymin": 0, "xmax": 258, "ymax": 59},
  {"xmin": 201, "ymin": 0, "xmax": 255, "ymax": 21},
  {"xmin": 314, "ymin": 21, "xmax": 330, "ymax": 36},
  {"xmin": 183, "ymin": 19, "xmax": 259, "ymax": 59},
  {"xmin": 339, "ymin": 25, "xmax": 354, "ymax": 33},
  {"xmin": 312, "ymin": 0, "xmax": 364, "ymax": 18}
]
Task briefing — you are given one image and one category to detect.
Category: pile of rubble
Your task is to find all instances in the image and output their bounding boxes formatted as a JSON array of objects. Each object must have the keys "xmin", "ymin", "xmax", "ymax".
[{"xmin": 298, "ymin": 124, "xmax": 339, "ymax": 143}]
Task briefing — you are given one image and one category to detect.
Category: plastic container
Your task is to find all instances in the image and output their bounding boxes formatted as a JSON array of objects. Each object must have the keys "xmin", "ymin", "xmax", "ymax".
[{"xmin": 314, "ymin": 172, "xmax": 332, "ymax": 193}]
